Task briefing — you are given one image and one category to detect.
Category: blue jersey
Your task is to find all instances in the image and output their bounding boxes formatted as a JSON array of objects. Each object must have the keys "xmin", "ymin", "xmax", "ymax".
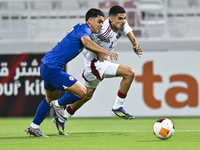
[{"xmin": 41, "ymin": 23, "xmax": 91, "ymax": 70}]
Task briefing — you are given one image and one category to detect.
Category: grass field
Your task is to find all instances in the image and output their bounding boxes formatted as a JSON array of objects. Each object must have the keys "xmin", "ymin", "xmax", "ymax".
[{"xmin": 0, "ymin": 117, "xmax": 199, "ymax": 150}]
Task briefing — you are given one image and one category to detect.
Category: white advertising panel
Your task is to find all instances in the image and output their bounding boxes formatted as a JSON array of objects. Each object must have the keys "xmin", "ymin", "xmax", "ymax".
[{"xmin": 68, "ymin": 50, "xmax": 200, "ymax": 117}]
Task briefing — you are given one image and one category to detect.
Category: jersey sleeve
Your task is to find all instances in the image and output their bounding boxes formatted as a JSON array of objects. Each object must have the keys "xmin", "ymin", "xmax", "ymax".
[
  {"xmin": 123, "ymin": 20, "xmax": 133, "ymax": 35},
  {"xmin": 78, "ymin": 24, "xmax": 92, "ymax": 39}
]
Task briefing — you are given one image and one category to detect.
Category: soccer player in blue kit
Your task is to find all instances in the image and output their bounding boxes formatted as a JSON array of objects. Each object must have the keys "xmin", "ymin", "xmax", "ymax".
[{"xmin": 25, "ymin": 8, "xmax": 118, "ymax": 137}]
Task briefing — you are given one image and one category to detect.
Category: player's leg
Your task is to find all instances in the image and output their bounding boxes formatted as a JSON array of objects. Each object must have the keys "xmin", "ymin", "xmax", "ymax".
[
  {"xmin": 70, "ymin": 87, "xmax": 95, "ymax": 111},
  {"xmin": 50, "ymin": 80, "xmax": 87, "ymax": 135},
  {"xmin": 26, "ymin": 88, "xmax": 64, "ymax": 137},
  {"xmin": 52, "ymin": 84, "xmax": 95, "ymax": 135},
  {"xmin": 65, "ymin": 87, "xmax": 96, "ymax": 118},
  {"xmin": 27, "ymin": 63, "xmax": 86, "ymax": 136},
  {"xmin": 26, "ymin": 63, "xmax": 62, "ymax": 137},
  {"xmin": 51, "ymin": 80, "xmax": 86, "ymax": 118},
  {"xmin": 53, "ymin": 80, "xmax": 86, "ymax": 105},
  {"xmin": 116, "ymin": 65, "xmax": 135, "ymax": 93},
  {"xmin": 26, "ymin": 89, "xmax": 60, "ymax": 137},
  {"xmin": 102, "ymin": 63, "xmax": 135, "ymax": 119},
  {"xmin": 38, "ymin": 67, "xmax": 86, "ymax": 135},
  {"xmin": 111, "ymin": 65, "xmax": 135, "ymax": 119},
  {"xmin": 64, "ymin": 60, "xmax": 103, "ymax": 119},
  {"xmin": 34, "ymin": 89, "xmax": 60, "ymax": 123},
  {"xmin": 114, "ymin": 65, "xmax": 135, "ymax": 107}
]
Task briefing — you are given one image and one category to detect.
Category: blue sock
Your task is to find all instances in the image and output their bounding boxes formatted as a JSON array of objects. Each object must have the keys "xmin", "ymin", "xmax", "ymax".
[
  {"xmin": 33, "ymin": 99, "xmax": 51, "ymax": 125},
  {"xmin": 58, "ymin": 93, "xmax": 81, "ymax": 105}
]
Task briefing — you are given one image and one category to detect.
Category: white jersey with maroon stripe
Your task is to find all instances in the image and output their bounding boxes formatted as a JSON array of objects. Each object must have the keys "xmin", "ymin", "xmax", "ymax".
[
  {"xmin": 82, "ymin": 18, "xmax": 133, "ymax": 88},
  {"xmin": 82, "ymin": 18, "xmax": 133, "ymax": 62}
]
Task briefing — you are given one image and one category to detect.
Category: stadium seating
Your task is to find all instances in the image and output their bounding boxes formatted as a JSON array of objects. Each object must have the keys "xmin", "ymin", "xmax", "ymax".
[
  {"xmin": 3, "ymin": 2, "xmax": 26, "ymax": 10},
  {"xmin": 99, "ymin": 1, "xmax": 119, "ymax": 8},
  {"xmin": 1, "ymin": 0, "xmax": 200, "ymax": 40},
  {"xmin": 123, "ymin": 1, "xmax": 141, "ymax": 36},
  {"xmin": 168, "ymin": 0, "xmax": 189, "ymax": 8},
  {"xmin": 136, "ymin": 0, "xmax": 166, "ymax": 37},
  {"xmin": 123, "ymin": 1, "xmax": 137, "ymax": 27},
  {"xmin": 99, "ymin": 1, "xmax": 119, "ymax": 17}
]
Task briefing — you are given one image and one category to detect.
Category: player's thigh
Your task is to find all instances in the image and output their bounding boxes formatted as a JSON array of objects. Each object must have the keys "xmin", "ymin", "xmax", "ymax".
[
  {"xmin": 65, "ymin": 80, "xmax": 87, "ymax": 98},
  {"xmin": 116, "ymin": 65, "xmax": 135, "ymax": 77},
  {"xmin": 41, "ymin": 63, "xmax": 78, "ymax": 93},
  {"xmin": 86, "ymin": 87, "xmax": 96, "ymax": 97},
  {"xmin": 103, "ymin": 62, "xmax": 119, "ymax": 78},
  {"xmin": 83, "ymin": 78, "xmax": 101, "ymax": 89}
]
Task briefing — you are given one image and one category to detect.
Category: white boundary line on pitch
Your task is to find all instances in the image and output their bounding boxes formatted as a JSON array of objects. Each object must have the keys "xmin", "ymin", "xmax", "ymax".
[
  {"xmin": 20, "ymin": 130, "xmax": 200, "ymax": 134},
  {"xmin": 64, "ymin": 130, "xmax": 200, "ymax": 133}
]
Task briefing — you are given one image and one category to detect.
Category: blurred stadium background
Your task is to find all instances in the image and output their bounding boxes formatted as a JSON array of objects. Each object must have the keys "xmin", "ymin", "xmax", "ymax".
[{"xmin": 0, "ymin": 0, "xmax": 200, "ymax": 118}]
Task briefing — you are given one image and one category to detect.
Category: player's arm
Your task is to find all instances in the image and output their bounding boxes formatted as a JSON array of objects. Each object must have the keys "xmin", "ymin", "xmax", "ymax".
[
  {"xmin": 127, "ymin": 31, "xmax": 143, "ymax": 58},
  {"xmin": 81, "ymin": 36, "xmax": 118, "ymax": 61}
]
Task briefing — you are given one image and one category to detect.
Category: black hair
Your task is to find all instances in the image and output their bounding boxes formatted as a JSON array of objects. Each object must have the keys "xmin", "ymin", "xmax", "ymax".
[
  {"xmin": 109, "ymin": 5, "xmax": 126, "ymax": 16},
  {"xmin": 85, "ymin": 8, "xmax": 104, "ymax": 22}
]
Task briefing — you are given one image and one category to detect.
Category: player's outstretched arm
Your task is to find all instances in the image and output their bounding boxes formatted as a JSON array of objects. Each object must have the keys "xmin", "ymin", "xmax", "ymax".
[
  {"xmin": 127, "ymin": 31, "xmax": 143, "ymax": 58},
  {"xmin": 81, "ymin": 36, "xmax": 118, "ymax": 61}
]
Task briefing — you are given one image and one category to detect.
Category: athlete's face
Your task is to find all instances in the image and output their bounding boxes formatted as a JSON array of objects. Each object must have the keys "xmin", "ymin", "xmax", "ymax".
[
  {"xmin": 110, "ymin": 13, "xmax": 126, "ymax": 31},
  {"xmin": 88, "ymin": 15, "xmax": 104, "ymax": 33}
]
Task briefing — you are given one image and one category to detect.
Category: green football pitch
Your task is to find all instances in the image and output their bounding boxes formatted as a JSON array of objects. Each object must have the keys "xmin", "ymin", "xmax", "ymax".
[{"xmin": 0, "ymin": 117, "xmax": 199, "ymax": 150}]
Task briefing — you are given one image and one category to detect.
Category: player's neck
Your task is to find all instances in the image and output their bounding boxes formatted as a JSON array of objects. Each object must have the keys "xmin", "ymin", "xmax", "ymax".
[
  {"xmin": 86, "ymin": 22, "xmax": 94, "ymax": 33},
  {"xmin": 109, "ymin": 20, "xmax": 117, "ymax": 32}
]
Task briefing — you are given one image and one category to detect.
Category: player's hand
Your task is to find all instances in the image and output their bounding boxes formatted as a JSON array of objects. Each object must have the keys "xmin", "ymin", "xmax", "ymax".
[
  {"xmin": 106, "ymin": 51, "xmax": 118, "ymax": 61},
  {"xmin": 97, "ymin": 52, "xmax": 108, "ymax": 62},
  {"xmin": 133, "ymin": 46, "xmax": 143, "ymax": 58}
]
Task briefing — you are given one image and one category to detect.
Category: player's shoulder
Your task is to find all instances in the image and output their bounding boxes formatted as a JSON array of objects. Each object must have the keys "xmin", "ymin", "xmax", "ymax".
[
  {"xmin": 102, "ymin": 18, "xmax": 111, "ymax": 29},
  {"xmin": 124, "ymin": 20, "xmax": 132, "ymax": 29},
  {"xmin": 103, "ymin": 18, "xmax": 110, "ymax": 25},
  {"xmin": 74, "ymin": 23, "xmax": 91, "ymax": 35},
  {"xmin": 96, "ymin": 18, "xmax": 112, "ymax": 35},
  {"xmin": 74, "ymin": 23, "xmax": 89, "ymax": 30}
]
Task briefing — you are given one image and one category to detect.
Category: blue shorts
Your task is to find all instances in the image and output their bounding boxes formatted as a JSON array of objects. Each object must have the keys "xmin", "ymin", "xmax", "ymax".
[{"xmin": 40, "ymin": 63, "xmax": 77, "ymax": 92}]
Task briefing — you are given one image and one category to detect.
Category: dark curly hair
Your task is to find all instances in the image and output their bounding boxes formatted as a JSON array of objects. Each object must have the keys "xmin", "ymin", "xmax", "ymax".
[
  {"xmin": 109, "ymin": 5, "xmax": 126, "ymax": 16},
  {"xmin": 85, "ymin": 8, "xmax": 104, "ymax": 22}
]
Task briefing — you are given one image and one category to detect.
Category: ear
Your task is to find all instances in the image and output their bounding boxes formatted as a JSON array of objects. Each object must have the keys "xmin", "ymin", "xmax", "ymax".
[
  {"xmin": 86, "ymin": 17, "xmax": 92, "ymax": 24},
  {"xmin": 109, "ymin": 16, "xmax": 114, "ymax": 22}
]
